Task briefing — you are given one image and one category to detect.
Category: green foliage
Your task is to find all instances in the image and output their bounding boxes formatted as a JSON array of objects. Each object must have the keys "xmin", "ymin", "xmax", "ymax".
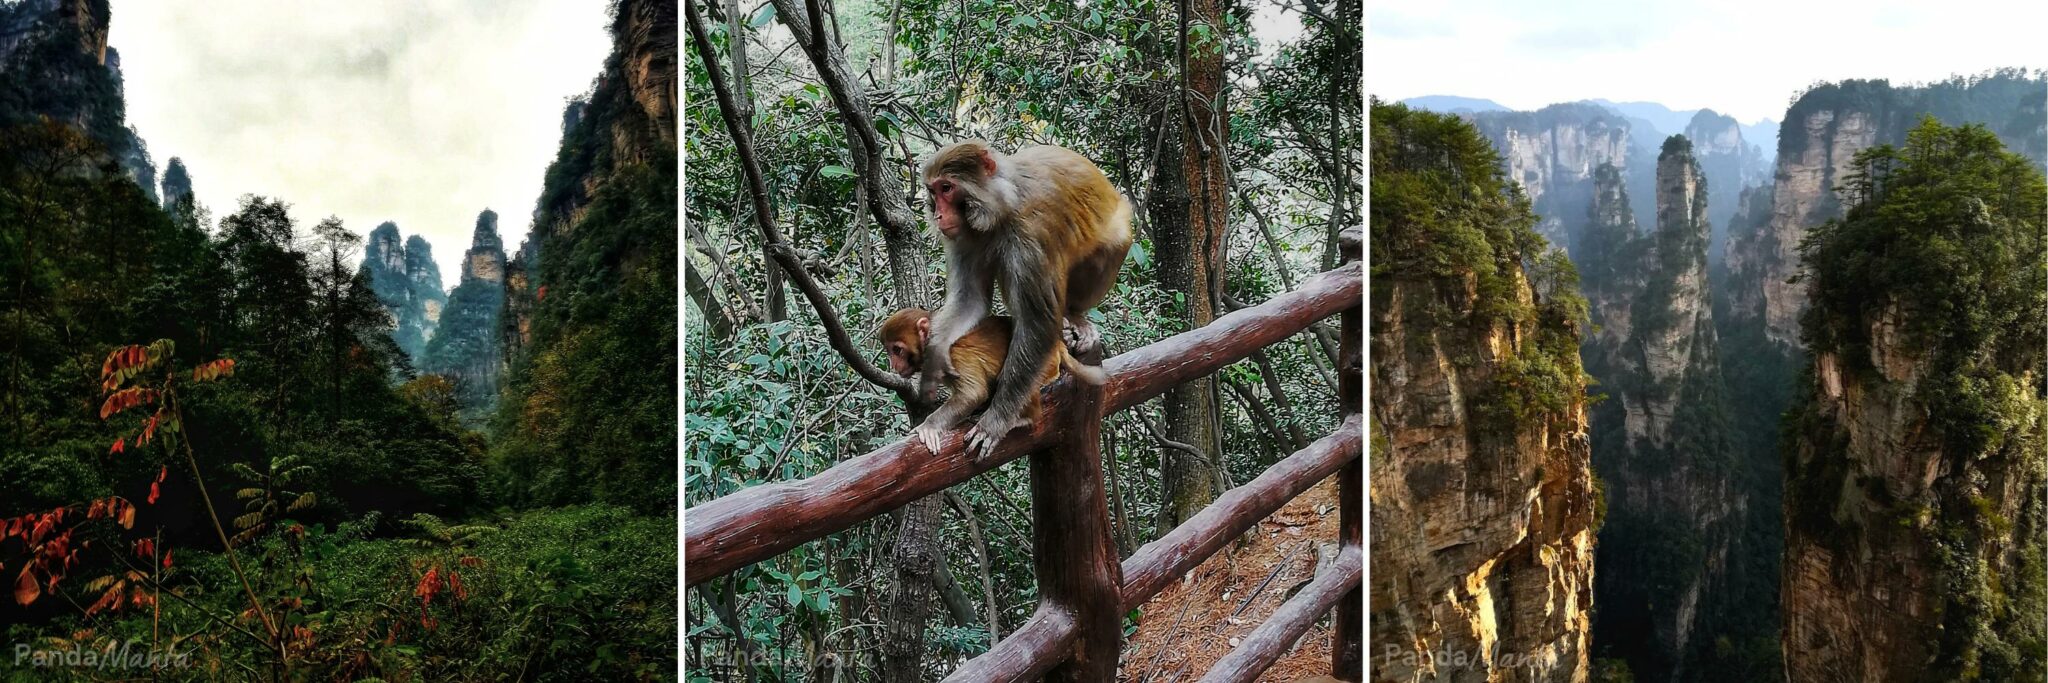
[
  {"xmin": 2, "ymin": 2, "xmax": 676, "ymax": 678},
  {"xmin": 1797, "ymin": 116, "xmax": 2046, "ymax": 455},
  {"xmin": 495, "ymin": 3, "xmax": 679, "ymax": 514}
]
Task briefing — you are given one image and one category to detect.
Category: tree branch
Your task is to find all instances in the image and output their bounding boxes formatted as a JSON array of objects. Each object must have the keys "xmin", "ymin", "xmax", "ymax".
[{"xmin": 687, "ymin": 0, "xmax": 910, "ymax": 394}]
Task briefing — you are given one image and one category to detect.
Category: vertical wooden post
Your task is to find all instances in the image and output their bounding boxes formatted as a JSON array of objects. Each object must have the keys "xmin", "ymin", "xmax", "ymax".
[
  {"xmin": 1333, "ymin": 226, "xmax": 1364, "ymax": 680},
  {"xmin": 1032, "ymin": 362, "xmax": 1121, "ymax": 681}
]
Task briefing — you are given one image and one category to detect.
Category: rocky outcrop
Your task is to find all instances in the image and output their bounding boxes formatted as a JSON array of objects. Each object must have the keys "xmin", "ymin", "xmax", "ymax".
[
  {"xmin": 0, "ymin": 0, "xmax": 154, "ymax": 199},
  {"xmin": 423, "ymin": 210, "xmax": 507, "ymax": 419},
  {"xmin": 361, "ymin": 223, "xmax": 447, "ymax": 365},
  {"xmin": 1578, "ymin": 137, "xmax": 1746, "ymax": 681},
  {"xmin": 160, "ymin": 156, "xmax": 193, "ymax": 211},
  {"xmin": 1683, "ymin": 109, "xmax": 1767, "ymax": 261},
  {"xmin": 1779, "ymin": 116, "xmax": 2046, "ymax": 683},
  {"xmin": 491, "ymin": 0, "xmax": 677, "ymax": 508},
  {"xmin": 1723, "ymin": 73, "xmax": 2047, "ymax": 346},
  {"xmin": 1469, "ymin": 103, "xmax": 1643, "ymax": 257},
  {"xmin": 1370, "ymin": 277, "xmax": 1595, "ymax": 683},
  {"xmin": 1370, "ymin": 102, "xmax": 1594, "ymax": 683}
]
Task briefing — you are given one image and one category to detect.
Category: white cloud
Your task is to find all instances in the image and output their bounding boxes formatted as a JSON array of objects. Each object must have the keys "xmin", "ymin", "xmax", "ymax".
[
  {"xmin": 1367, "ymin": 0, "xmax": 2046, "ymax": 125},
  {"xmin": 111, "ymin": 0, "xmax": 612, "ymax": 284}
]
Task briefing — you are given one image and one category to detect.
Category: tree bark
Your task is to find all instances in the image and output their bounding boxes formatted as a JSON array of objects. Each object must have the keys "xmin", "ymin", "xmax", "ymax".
[
  {"xmin": 685, "ymin": 255, "xmax": 743, "ymax": 338},
  {"xmin": 1153, "ymin": 0, "xmax": 1230, "ymax": 535}
]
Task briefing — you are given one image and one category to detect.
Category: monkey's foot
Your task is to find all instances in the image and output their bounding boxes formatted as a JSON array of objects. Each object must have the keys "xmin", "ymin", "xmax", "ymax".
[
  {"xmin": 1064, "ymin": 320, "xmax": 1103, "ymax": 356},
  {"xmin": 965, "ymin": 414, "xmax": 1030, "ymax": 460}
]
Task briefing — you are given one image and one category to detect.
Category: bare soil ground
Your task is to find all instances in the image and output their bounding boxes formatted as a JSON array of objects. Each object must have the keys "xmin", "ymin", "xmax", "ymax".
[{"xmin": 1117, "ymin": 475, "xmax": 1346, "ymax": 682}]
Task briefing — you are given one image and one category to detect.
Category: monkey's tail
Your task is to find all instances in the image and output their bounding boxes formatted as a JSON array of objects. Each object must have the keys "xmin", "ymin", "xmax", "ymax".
[{"xmin": 1058, "ymin": 348, "xmax": 1108, "ymax": 386}]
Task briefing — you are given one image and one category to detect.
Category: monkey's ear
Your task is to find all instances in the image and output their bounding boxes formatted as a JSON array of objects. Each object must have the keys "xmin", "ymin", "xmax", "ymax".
[
  {"xmin": 979, "ymin": 148, "xmax": 997, "ymax": 177},
  {"xmin": 916, "ymin": 316, "xmax": 931, "ymax": 340}
]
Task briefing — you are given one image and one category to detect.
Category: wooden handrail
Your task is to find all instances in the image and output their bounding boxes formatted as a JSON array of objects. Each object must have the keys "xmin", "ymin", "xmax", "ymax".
[
  {"xmin": 683, "ymin": 259, "xmax": 1362, "ymax": 586},
  {"xmin": 1198, "ymin": 547, "xmax": 1363, "ymax": 683},
  {"xmin": 1120, "ymin": 414, "xmax": 1362, "ymax": 611}
]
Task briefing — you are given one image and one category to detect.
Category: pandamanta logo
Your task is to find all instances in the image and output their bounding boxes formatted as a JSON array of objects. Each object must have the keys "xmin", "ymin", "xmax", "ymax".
[{"xmin": 13, "ymin": 639, "xmax": 191, "ymax": 670}]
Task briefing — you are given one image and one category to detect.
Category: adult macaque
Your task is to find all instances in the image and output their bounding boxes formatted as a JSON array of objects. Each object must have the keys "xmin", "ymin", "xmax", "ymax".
[
  {"xmin": 919, "ymin": 141, "xmax": 1132, "ymax": 457},
  {"xmin": 879, "ymin": 308, "xmax": 1102, "ymax": 453}
]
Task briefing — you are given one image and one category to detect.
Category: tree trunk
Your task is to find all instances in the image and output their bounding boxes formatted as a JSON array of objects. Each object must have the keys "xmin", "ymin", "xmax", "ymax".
[
  {"xmin": 1153, "ymin": 0, "xmax": 1229, "ymax": 535},
  {"xmin": 684, "ymin": 256, "xmax": 742, "ymax": 338}
]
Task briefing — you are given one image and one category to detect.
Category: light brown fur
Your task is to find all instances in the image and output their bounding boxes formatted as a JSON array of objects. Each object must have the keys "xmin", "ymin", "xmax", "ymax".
[{"xmin": 879, "ymin": 307, "xmax": 1098, "ymax": 453}]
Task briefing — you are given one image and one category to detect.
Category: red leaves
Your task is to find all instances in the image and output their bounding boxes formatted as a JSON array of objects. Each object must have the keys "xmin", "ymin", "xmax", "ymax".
[
  {"xmin": 134, "ymin": 538, "xmax": 155, "ymax": 560},
  {"xmin": 109, "ymin": 437, "xmax": 124, "ymax": 454},
  {"xmin": 15, "ymin": 567, "xmax": 40, "ymax": 606},
  {"xmin": 99, "ymin": 344, "xmax": 148, "ymax": 391},
  {"xmin": 416, "ymin": 566, "xmax": 442, "ymax": 606},
  {"xmin": 537, "ymin": 285, "xmax": 548, "ymax": 301},
  {"xmin": 98, "ymin": 387, "xmax": 157, "ymax": 420},
  {"xmin": 162, "ymin": 548, "xmax": 173, "ymax": 569},
  {"xmin": 191, "ymin": 358, "xmax": 236, "ymax": 383},
  {"xmin": 413, "ymin": 562, "xmax": 470, "ymax": 629},
  {"xmin": 146, "ymin": 466, "xmax": 167, "ymax": 505}
]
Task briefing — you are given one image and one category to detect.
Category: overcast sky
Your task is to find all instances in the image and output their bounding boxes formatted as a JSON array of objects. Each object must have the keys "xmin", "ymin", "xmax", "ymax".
[
  {"xmin": 112, "ymin": 1, "xmax": 612, "ymax": 285},
  {"xmin": 1369, "ymin": 0, "xmax": 2047, "ymax": 124}
]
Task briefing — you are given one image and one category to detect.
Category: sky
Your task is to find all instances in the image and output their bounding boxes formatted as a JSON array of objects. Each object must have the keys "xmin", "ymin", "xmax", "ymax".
[
  {"xmin": 112, "ymin": 1, "xmax": 613, "ymax": 286},
  {"xmin": 1368, "ymin": 0, "xmax": 2047, "ymax": 125}
]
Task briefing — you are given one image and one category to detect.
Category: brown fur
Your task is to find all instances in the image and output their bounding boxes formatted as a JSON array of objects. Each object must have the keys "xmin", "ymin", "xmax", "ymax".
[{"xmin": 915, "ymin": 141, "xmax": 1132, "ymax": 456}]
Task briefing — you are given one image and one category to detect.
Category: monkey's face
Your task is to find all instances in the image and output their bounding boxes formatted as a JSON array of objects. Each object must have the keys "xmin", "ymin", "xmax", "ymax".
[
  {"xmin": 886, "ymin": 336, "xmax": 921, "ymax": 376},
  {"xmin": 880, "ymin": 310, "xmax": 932, "ymax": 376},
  {"xmin": 927, "ymin": 177, "xmax": 968, "ymax": 239}
]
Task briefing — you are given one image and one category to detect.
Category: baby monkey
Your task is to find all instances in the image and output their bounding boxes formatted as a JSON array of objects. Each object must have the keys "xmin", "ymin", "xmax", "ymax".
[{"xmin": 879, "ymin": 307, "xmax": 1105, "ymax": 454}]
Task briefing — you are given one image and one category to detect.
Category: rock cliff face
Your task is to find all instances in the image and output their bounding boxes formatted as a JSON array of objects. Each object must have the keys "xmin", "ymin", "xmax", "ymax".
[
  {"xmin": 361, "ymin": 223, "xmax": 446, "ymax": 365},
  {"xmin": 1469, "ymin": 103, "xmax": 1646, "ymax": 257},
  {"xmin": 1682, "ymin": 109, "xmax": 1766, "ymax": 261},
  {"xmin": 1369, "ymin": 102, "xmax": 1594, "ymax": 683},
  {"xmin": 1723, "ymin": 73, "xmax": 2047, "ymax": 346},
  {"xmin": 0, "ymin": 0, "xmax": 155, "ymax": 199},
  {"xmin": 160, "ymin": 156, "xmax": 193, "ymax": 211},
  {"xmin": 423, "ymin": 210, "xmax": 507, "ymax": 419},
  {"xmin": 492, "ymin": 0, "xmax": 677, "ymax": 508},
  {"xmin": 1578, "ymin": 137, "xmax": 1745, "ymax": 680},
  {"xmin": 1782, "ymin": 330, "xmax": 2044, "ymax": 681},
  {"xmin": 1370, "ymin": 277, "xmax": 1595, "ymax": 683}
]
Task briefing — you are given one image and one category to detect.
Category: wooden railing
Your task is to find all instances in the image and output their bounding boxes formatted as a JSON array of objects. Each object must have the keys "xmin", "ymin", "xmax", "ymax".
[{"xmin": 685, "ymin": 228, "xmax": 1364, "ymax": 681}]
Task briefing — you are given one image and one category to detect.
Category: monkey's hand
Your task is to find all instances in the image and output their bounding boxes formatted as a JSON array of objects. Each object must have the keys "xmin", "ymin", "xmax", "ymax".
[
  {"xmin": 912, "ymin": 419, "xmax": 948, "ymax": 455},
  {"xmin": 964, "ymin": 412, "xmax": 1030, "ymax": 460}
]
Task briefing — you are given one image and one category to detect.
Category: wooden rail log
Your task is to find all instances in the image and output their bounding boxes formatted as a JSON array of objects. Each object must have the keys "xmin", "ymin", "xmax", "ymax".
[
  {"xmin": 1196, "ymin": 547, "xmax": 1363, "ymax": 683},
  {"xmin": 684, "ymin": 260, "xmax": 1361, "ymax": 585},
  {"xmin": 939, "ymin": 604, "xmax": 1076, "ymax": 682},
  {"xmin": 1333, "ymin": 225, "xmax": 1363, "ymax": 679},
  {"xmin": 1119, "ymin": 414, "xmax": 1362, "ymax": 611}
]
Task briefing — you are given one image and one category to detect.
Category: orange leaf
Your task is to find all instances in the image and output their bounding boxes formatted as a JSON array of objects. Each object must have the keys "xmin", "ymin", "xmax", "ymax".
[
  {"xmin": 14, "ymin": 568, "xmax": 39, "ymax": 606},
  {"xmin": 109, "ymin": 437, "xmax": 124, "ymax": 454},
  {"xmin": 117, "ymin": 502, "xmax": 135, "ymax": 530},
  {"xmin": 162, "ymin": 549, "xmax": 173, "ymax": 569},
  {"xmin": 147, "ymin": 481, "xmax": 160, "ymax": 505}
]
